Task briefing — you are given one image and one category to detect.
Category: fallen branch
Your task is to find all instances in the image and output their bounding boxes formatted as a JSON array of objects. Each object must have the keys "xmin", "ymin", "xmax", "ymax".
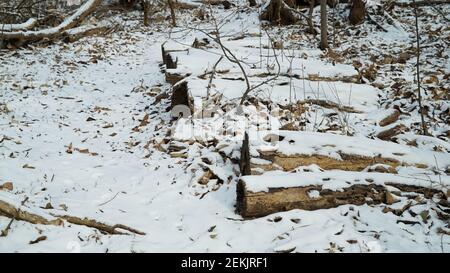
[
  {"xmin": 62, "ymin": 23, "xmax": 110, "ymax": 43},
  {"xmin": 0, "ymin": 18, "xmax": 37, "ymax": 32},
  {"xmin": 53, "ymin": 214, "xmax": 146, "ymax": 235},
  {"xmin": 237, "ymin": 172, "xmax": 447, "ymax": 218},
  {"xmin": 206, "ymin": 56, "xmax": 224, "ymax": 97},
  {"xmin": 0, "ymin": 0, "xmax": 101, "ymax": 42}
]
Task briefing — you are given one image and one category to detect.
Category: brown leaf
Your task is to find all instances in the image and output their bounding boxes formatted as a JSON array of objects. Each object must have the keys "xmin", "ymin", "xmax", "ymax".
[
  {"xmin": 139, "ymin": 113, "xmax": 150, "ymax": 127},
  {"xmin": 29, "ymin": 236, "xmax": 47, "ymax": 244},
  {"xmin": 22, "ymin": 164, "xmax": 35, "ymax": 169},
  {"xmin": 0, "ymin": 182, "xmax": 13, "ymax": 191}
]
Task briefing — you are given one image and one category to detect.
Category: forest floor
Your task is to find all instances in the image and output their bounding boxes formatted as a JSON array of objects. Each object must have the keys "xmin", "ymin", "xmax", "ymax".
[{"xmin": 0, "ymin": 0, "xmax": 449, "ymax": 252}]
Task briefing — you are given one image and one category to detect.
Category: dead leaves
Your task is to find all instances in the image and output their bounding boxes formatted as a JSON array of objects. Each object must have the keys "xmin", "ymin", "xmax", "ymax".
[
  {"xmin": 0, "ymin": 182, "xmax": 13, "ymax": 191},
  {"xmin": 65, "ymin": 143, "xmax": 98, "ymax": 156},
  {"xmin": 132, "ymin": 113, "xmax": 150, "ymax": 132}
]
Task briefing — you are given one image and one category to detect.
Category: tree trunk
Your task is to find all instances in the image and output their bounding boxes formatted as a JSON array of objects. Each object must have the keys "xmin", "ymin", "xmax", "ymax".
[
  {"xmin": 412, "ymin": 0, "xmax": 429, "ymax": 136},
  {"xmin": 261, "ymin": 0, "xmax": 299, "ymax": 25},
  {"xmin": 349, "ymin": 0, "xmax": 366, "ymax": 25},
  {"xmin": 143, "ymin": 0, "xmax": 150, "ymax": 26},
  {"xmin": 320, "ymin": 0, "xmax": 328, "ymax": 49},
  {"xmin": 168, "ymin": 0, "xmax": 177, "ymax": 27}
]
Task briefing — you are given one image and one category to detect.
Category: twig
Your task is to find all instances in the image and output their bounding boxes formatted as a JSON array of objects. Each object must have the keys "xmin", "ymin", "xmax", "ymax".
[
  {"xmin": 206, "ymin": 56, "xmax": 224, "ymax": 97},
  {"xmin": 98, "ymin": 191, "xmax": 121, "ymax": 207}
]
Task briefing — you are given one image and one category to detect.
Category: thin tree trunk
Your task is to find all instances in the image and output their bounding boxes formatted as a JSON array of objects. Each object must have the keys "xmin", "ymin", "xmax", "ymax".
[
  {"xmin": 143, "ymin": 0, "xmax": 150, "ymax": 26},
  {"xmin": 320, "ymin": 0, "xmax": 328, "ymax": 49},
  {"xmin": 412, "ymin": 0, "xmax": 428, "ymax": 135},
  {"xmin": 168, "ymin": 0, "xmax": 177, "ymax": 27}
]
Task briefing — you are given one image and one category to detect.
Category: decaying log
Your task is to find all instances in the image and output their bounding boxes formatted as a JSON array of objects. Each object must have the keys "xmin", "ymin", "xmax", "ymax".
[
  {"xmin": 237, "ymin": 178, "xmax": 445, "ymax": 218},
  {"xmin": 237, "ymin": 182, "xmax": 388, "ymax": 218},
  {"xmin": 0, "ymin": 0, "xmax": 101, "ymax": 42},
  {"xmin": 257, "ymin": 150, "xmax": 402, "ymax": 172}
]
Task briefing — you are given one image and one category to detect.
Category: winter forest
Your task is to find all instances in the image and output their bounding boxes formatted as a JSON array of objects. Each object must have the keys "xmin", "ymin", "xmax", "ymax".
[{"xmin": 0, "ymin": 0, "xmax": 449, "ymax": 253}]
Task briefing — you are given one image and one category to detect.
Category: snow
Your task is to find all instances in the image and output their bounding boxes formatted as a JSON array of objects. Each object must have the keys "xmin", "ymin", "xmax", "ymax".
[
  {"xmin": 252, "ymin": 131, "xmax": 450, "ymax": 168},
  {"xmin": 241, "ymin": 170, "xmax": 449, "ymax": 193},
  {"xmin": 0, "ymin": 0, "xmax": 449, "ymax": 253}
]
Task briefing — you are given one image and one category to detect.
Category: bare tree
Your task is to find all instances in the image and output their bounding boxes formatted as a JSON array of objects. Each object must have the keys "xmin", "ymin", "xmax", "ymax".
[{"xmin": 320, "ymin": 0, "xmax": 328, "ymax": 49}]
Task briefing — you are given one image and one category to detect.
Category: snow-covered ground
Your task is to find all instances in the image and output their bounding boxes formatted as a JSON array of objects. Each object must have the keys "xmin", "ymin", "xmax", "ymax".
[{"xmin": 0, "ymin": 1, "xmax": 449, "ymax": 252}]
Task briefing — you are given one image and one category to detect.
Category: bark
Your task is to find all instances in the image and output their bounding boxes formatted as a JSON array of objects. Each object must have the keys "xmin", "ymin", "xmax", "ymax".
[
  {"xmin": 237, "ymin": 183, "xmax": 387, "ymax": 218},
  {"xmin": 320, "ymin": 0, "xmax": 328, "ymax": 49},
  {"xmin": 261, "ymin": 0, "xmax": 299, "ymax": 25},
  {"xmin": 237, "ymin": 181, "xmax": 443, "ymax": 218},
  {"xmin": 168, "ymin": 0, "xmax": 177, "ymax": 27},
  {"xmin": 240, "ymin": 132, "xmax": 251, "ymax": 176},
  {"xmin": 0, "ymin": 18, "xmax": 37, "ymax": 32},
  {"xmin": 256, "ymin": 150, "xmax": 401, "ymax": 172},
  {"xmin": 143, "ymin": 0, "xmax": 150, "ymax": 26},
  {"xmin": 348, "ymin": 0, "xmax": 365, "ymax": 25}
]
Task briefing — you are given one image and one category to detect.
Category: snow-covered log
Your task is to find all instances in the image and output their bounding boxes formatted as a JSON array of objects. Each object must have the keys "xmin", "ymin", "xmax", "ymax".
[
  {"xmin": 0, "ymin": 18, "xmax": 38, "ymax": 32},
  {"xmin": 237, "ymin": 171, "xmax": 448, "ymax": 218},
  {"xmin": 252, "ymin": 131, "xmax": 450, "ymax": 173},
  {"xmin": 0, "ymin": 0, "xmax": 101, "ymax": 42}
]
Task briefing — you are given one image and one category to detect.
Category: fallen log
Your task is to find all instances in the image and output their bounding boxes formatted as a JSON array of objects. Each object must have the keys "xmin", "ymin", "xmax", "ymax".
[
  {"xmin": 252, "ymin": 131, "xmax": 450, "ymax": 173},
  {"xmin": 0, "ymin": 0, "xmax": 101, "ymax": 42},
  {"xmin": 237, "ymin": 171, "xmax": 448, "ymax": 218},
  {"xmin": 62, "ymin": 24, "xmax": 110, "ymax": 43},
  {"xmin": 0, "ymin": 18, "xmax": 38, "ymax": 32}
]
